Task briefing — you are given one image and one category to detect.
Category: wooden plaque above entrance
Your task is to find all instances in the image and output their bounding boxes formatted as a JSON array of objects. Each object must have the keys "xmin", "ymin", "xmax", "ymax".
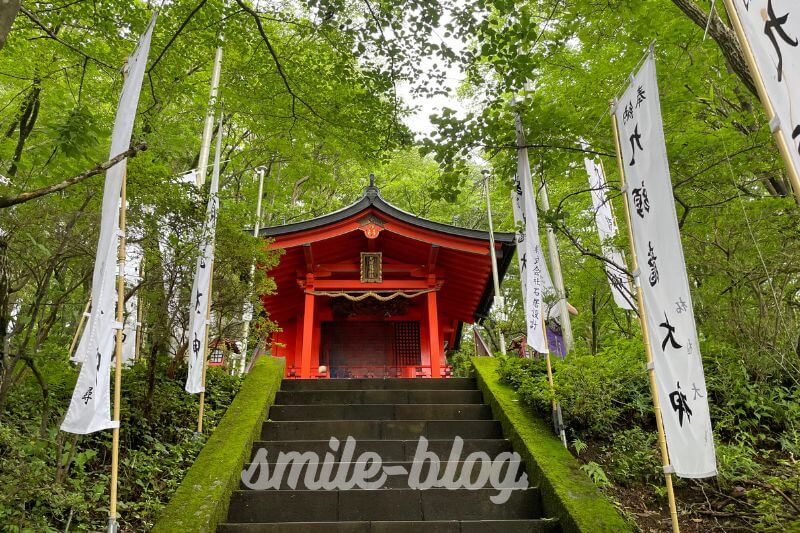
[{"xmin": 360, "ymin": 252, "xmax": 382, "ymax": 283}]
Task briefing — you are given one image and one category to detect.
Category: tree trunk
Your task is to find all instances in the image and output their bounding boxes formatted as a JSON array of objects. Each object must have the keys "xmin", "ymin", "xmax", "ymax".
[
  {"xmin": 7, "ymin": 79, "xmax": 41, "ymax": 179},
  {"xmin": 0, "ymin": 1, "xmax": 20, "ymax": 50},
  {"xmin": 590, "ymin": 289, "xmax": 598, "ymax": 355}
]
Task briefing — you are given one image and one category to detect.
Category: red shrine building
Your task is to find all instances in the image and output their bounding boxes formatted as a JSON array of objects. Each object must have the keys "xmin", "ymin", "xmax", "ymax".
[{"xmin": 260, "ymin": 178, "xmax": 515, "ymax": 379}]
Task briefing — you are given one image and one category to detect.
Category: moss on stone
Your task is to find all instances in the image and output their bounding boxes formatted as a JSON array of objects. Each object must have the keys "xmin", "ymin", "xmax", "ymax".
[
  {"xmin": 472, "ymin": 357, "xmax": 631, "ymax": 533},
  {"xmin": 153, "ymin": 357, "xmax": 285, "ymax": 533}
]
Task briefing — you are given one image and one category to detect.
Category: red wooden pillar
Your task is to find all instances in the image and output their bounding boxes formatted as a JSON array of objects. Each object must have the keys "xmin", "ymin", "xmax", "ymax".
[
  {"xmin": 300, "ymin": 280, "xmax": 315, "ymax": 379},
  {"xmin": 426, "ymin": 285, "xmax": 442, "ymax": 378}
]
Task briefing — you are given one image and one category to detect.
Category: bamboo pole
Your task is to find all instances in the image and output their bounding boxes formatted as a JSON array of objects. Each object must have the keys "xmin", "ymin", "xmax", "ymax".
[
  {"xmin": 68, "ymin": 297, "xmax": 91, "ymax": 361},
  {"xmin": 611, "ymin": 107, "xmax": 680, "ymax": 533},
  {"xmin": 108, "ymin": 170, "xmax": 127, "ymax": 533},
  {"xmin": 721, "ymin": 0, "xmax": 800, "ymax": 206},
  {"xmin": 481, "ymin": 170, "xmax": 506, "ymax": 355}
]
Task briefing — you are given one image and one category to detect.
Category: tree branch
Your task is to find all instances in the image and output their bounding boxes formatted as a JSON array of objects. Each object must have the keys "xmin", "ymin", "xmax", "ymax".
[
  {"xmin": 670, "ymin": 0, "xmax": 757, "ymax": 97},
  {"xmin": 487, "ymin": 143, "xmax": 614, "ymax": 157},
  {"xmin": 19, "ymin": 6, "xmax": 115, "ymax": 71},
  {"xmin": 0, "ymin": 142, "xmax": 147, "ymax": 208},
  {"xmin": 147, "ymin": 0, "xmax": 207, "ymax": 73},
  {"xmin": 234, "ymin": 0, "xmax": 321, "ymax": 120}
]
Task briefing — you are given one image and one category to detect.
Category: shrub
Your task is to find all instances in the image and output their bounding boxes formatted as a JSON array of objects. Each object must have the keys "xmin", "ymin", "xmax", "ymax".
[
  {"xmin": 601, "ymin": 427, "xmax": 660, "ymax": 487},
  {"xmin": 497, "ymin": 338, "xmax": 651, "ymax": 438}
]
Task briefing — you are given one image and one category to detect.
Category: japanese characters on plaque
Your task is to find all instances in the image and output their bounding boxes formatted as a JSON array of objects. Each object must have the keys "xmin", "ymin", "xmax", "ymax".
[
  {"xmin": 614, "ymin": 54, "xmax": 717, "ymax": 478},
  {"xmin": 360, "ymin": 252, "xmax": 383, "ymax": 283},
  {"xmin": 733, "ymin": 0, "xmax": 800, "ymax": 179}
]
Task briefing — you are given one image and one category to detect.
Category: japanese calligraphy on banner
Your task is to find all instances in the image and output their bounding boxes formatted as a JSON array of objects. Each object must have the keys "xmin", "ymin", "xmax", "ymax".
[
  {"xmin": 61, "ymin": 13, "xmax": 156, "ymax": 434},
  {"xmin": 614, "ymin": 54, "xmax": 717, "ymax": 478},
  {"xmin": 729, "ymin": 0, "xmax": 800, "ymax": 188},
  {"xmin": 512, "ymin": 115, "xmax": 554, "ymax": 354},
  {"xmin": 185, "ymin": 117, "xmax": 223, "ymax": 394},
  {"xmin": 584, "ymin": 157, "xmax": 635, "ymax": 311}
]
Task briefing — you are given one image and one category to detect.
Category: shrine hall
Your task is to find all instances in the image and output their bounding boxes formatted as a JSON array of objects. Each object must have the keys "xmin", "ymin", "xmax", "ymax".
[{"xmin": 260, "ymin": 177, "xmax": 515, "ymax": 379}]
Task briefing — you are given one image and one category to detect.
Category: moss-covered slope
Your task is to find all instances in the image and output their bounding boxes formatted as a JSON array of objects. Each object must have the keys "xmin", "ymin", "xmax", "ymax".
[
  {"xmin": 153, "ymin": 357, "xmax": 285, "ymax": 533},
  {"xmin": 472, "ymin": 357, "xmax": 631, "ymax": 533}
]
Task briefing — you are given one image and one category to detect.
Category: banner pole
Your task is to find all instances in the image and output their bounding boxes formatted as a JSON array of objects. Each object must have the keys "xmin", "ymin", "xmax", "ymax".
[
  {"xmin": 720, "ymin": 0, "xmax": 800, "ymax": 206},
  {"xmin": 611, "ymin": 106, "xmax": 680, "ymax": 533},
  {"xmin": 482, "ymin": 170, "xmax": 507, "ymax": 355},
  {"xmin": 108, "ymin": 170, "xmax": 126, "ymax": 532},
  {"xmin": 68, "ymin": 297, "xmax": 91, "ymax": 361}
]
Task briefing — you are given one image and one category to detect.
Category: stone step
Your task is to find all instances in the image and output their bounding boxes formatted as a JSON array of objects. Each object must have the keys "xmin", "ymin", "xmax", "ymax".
[
  {"xmin": 261, "ymin": 420, "xmax": 502, "ymax": 441},
  {"xmin": 239, "ymin": 460, "xmax": 526, "ymax": 490},
  {"xmin": 218, "ymin": 519, "xmax": 560, "ymax": 532},
  {"xmin": 280, "ymin": 378, "xmax": 477, "ymax": 391},
  {"xmin": 275, "ymin": 389, "xmax": 484, "ymax": 405},
  {"xmin": 269, "ymin": 404, "xmax": 492, "ymax": 421},
  {"xmin": 225, "ymin": 488, "xmax": 542, "ymax": 523},
  {"xmin": 249, "ymin": 439, "xmax": 515, "ymax": 462}
]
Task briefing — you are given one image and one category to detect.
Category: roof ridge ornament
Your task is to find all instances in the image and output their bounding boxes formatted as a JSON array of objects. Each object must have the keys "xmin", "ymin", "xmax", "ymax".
[{"xmin": 365, "ymin": 173, "xmax": 380, "ymax": 200}]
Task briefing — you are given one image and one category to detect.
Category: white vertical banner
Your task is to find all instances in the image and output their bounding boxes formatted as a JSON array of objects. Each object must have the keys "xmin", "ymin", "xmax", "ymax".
[
  {"xmin": 185, "ymin": 118, "xmax": 222, "ymax": 394},
  {"xmin": 511, "ymin": 115, "xmax": 554, "ymax": 354},
  {"xmin": 584, "ymin": 157, "xmax": 636, "ymax": 311},
  {"xmin": 614, "ymin": 54, "xmax": 716, "ymax": 478},
  {"xmin": 730, "ymin": 0, "xmax": 800, "ymax": 185},
  {"xmin": 61, "ymin": 14, "xmax": 156, "ymax": 434},
  {"xmin": 121, "ymin": 235, "xmax": 143, "ymax": 365}
]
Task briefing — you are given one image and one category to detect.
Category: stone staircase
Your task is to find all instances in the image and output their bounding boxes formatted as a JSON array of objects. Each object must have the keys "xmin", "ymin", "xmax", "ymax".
[{"xmin": 217, "ymin": 377, "xmax": 560, "ymax": 532}]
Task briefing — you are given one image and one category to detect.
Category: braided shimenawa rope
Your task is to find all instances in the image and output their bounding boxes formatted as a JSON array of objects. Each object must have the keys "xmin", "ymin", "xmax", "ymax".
[{"xmin": 305, "ymin": 289, "xmax": 437, "ymax": 302}]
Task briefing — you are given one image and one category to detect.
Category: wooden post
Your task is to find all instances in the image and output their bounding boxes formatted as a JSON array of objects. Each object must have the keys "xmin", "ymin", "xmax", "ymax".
[
  {"xmin": 300, "ymin": 280, "xmax": 315, "ymax": 379},
  {"xmin": 108, "ymin": 166, "xmax": 127, "ymax": 531},
  {"xmin": 721, "ymin": 0, "xmax": 800, "ymax": 206},
  {"xmin": 611, "ymin": 107, "xmax": 680, "ymax": 533},
  {"xmin": 68, "ymin": 297, "xmax": 91, "ymax": 361},
  {"xmin": 426, "ymin": 286, "xmax": 442, "ymax": 378}
]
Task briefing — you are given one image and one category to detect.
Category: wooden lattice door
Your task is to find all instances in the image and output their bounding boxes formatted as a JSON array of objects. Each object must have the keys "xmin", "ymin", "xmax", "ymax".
[{"xmin": 393, "ymin": 321, "xmax": 421, "ymax": 367}]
